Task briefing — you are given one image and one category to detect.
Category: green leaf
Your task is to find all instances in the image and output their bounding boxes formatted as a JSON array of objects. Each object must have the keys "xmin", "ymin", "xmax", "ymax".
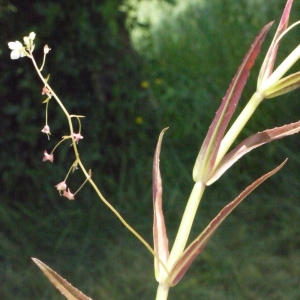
[
  {"xmin": 265, "ymin": 71, "xmax": 300, "ymax": 98},
  {"xmin": 167, "ymin": 160, "xmax": 287, "ymax": 286},
  {"xmin": 193, "ymin": 22, "xmax": 273, "ymax": 184},
  {"xmin": 207, "ymin": 120, "xmax": 300, "ymax": 185},
  {"xmin": 258, "ymin": 0, "xmax": 294, "ymax": 87},
  {"xmin": 153, "ymin": 128, "xmax": 169, "ymax": 281}
]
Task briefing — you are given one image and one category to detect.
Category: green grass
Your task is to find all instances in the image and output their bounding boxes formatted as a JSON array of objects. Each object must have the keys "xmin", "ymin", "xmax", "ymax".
[{"xmin": 2, "ymin": 137, "xmax": 300, "ymax": 299}]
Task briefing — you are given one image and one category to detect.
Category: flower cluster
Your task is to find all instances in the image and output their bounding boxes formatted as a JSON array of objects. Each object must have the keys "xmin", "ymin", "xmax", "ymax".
[
  {"xmin": 8, "ymin": 32, "xmax": 35, "ymax": 59},
  {"xmin": 9, "ymin": 32, "xmax": 88, "ymax": 201},
  {"xmin": 55, "ymin": 181, "xmax": 74, "ymax": 200}
]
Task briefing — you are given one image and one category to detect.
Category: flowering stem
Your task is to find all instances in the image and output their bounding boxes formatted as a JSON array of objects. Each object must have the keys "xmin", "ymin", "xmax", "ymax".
[
  {"xmin": 74, "ymin": 172, "xmax": 90, "ymax": 195},
  {"xmin": 215, "ymin": 91, "xmax": 264, "ymax": 168},
  {"xmin": 29, "ymin": 52, "xmax": 172, "ymax": 273},
  {"xmin": 64, "ymin": 162, "xmax": 77, "ymax": 182},
  {"xmin": 30, "ymin": 55, "xmax": 79, "ymax": 156},
  {"xmin": 76, "ymin": 159, "xmax": 163, "ymax": 264},
  {"xmin": 74, "ymin": 116, "xmax": 82, "ymax": 133},
  {"xmin": 45, "ymin": 100, "xmax": 49, "ymax": 125},
  {"xmin": 51, "ymin": 136, "xmax": 69, "ymax": 154},
  {"xmin": 167, "ymin": 182, "xmax": 206, "ymax": 270}
]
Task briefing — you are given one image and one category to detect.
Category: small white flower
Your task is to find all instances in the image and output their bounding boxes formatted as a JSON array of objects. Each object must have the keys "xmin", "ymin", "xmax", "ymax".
[
  {"xmin": 44, "ymin": 44, "xmax": 51, "ymax": 54},
  {"xmin": 23, "ymin": 32, "xmax": 36, "ymax": 52},
  {"xmin": 29, "ymin": 32, "xmax": 36, "ymax": 40},
  {"xmin": 8, "ymin": 41, "xmax": 26, "ymax": 59},
  {"xmin": 23, "ymin": 36, "xmax": 29, "ymax": 47}
]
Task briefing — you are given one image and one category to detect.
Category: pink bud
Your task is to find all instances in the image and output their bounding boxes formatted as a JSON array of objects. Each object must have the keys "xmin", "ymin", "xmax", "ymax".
[
  {"xmin": 43, "ymin": 150, "xmax": 54, "ymax": 163},
  {"xmin": 42, "ymin": 87, "xmax": 51, "ymax": 95},
  {"xmin": 63, "ymin": 188, "xmax": 75, "ymax": 200},
  {"xmin": 41, "ymin": 125, "xmax": 50, "ymax": 134},
  {"xmin": 55, "ymin": 181, "xmax": 67, "ymax": 194},
  {"xmin": 73, "ymin": 133, "xmax": 83, "ymax": 144}
]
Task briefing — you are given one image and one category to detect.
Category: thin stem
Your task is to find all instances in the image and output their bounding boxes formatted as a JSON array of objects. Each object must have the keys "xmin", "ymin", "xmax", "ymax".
[
  {"xmin": 30, "ymin": 54, "xmax": 171, "ymax": 274},
  {"xmin": 30, "ymin": 55, "xmax": 79, "ymax": 157},
  {"xmin": 76, "ymin": 160, "xmax": 170, "ymax": 272},
  {"xmin": 74, "ymin": 172, "xmax": 90, "ymax": 195},
  {"xmin": 167, "ymin": 182, "xmax": 205, "ymax": 270},
  {"xmin": 45, "ymin": 100, "xmax": 49, "ymax": 125},
  {"xmin": 64, "ymin": 162, "xmax": 76, "ymax": 182},
  {"xmin": 77, "ymin": 116, "xmax": 82, "ymax": 133},
  {"xmin": 39, "ymin": 52, "xmax": 46, "ymax": 71},
  {"xmin": 51, "ymin": 136, "xmax": 69, "ymax": 154}
]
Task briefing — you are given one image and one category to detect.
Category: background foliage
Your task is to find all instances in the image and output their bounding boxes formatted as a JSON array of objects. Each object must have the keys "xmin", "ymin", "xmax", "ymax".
[{"xmin": 1, "ymin": 0, "xmax": 300, "ymax": 299}]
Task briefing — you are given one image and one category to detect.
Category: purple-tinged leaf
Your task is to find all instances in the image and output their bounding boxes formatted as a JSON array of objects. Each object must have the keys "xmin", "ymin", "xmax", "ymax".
[
  {"xmin": 168, "ymin": 160, "xmax": 287, "ymax": 286},
  {"xmin": 153, "ymin": 128, "xmax": 169, "ymax": 281},
  {"xmin": 193, "ymin": 22, "xmax": 273, "ymax": 184},
  {"xmin": 32, "ymin": 258, "xmax": 93, "ymax": 300},
  {"xmin": 265, "ymin": 71, "xmax": 300, "ymax": 98},
  {"xmin": 207, "ymin": 120, "xmax": 300, "ymax": 185},
  {"xmin": 258, "ymin": 0, "xmax": 294, "ymax": 87}
]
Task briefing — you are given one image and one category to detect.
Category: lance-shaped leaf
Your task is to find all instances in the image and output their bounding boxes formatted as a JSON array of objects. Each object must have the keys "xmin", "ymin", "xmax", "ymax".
[
  {"xmin": 258, "ymin": 0, "xmax": 294, "ymax": 88},
  {"xmin": 193, "ymin": 22, "xmax": 273, "ymax": 184},
  {"xmin": 167, "ymin": 160, "xmax": 287, "ymax": 286},
  {"xmin": 153, "ymin": 128, "xmax": 169, "ymax": 281},
  {"xmin": 32, "ymin": 258, "xmax": 93, "ymax": 300},
  {"xmin": 207, "ymin": 120, "xmax": 300, "ymax": 185},
  {"xmin": 265, "ymin": 71, "xmax": 300, "ymax": 98}
]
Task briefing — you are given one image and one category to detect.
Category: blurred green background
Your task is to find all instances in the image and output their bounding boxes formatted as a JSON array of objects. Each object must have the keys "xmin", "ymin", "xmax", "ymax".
[{"xmin": 1, "ymin": 0, "xmax": 300, "ymax": 299}]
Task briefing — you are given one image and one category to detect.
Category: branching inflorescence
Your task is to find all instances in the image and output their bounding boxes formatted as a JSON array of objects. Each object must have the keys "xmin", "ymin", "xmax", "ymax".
[{"xmin": 8, "ymin": 0, "xmax": 300, "ymax": 299}]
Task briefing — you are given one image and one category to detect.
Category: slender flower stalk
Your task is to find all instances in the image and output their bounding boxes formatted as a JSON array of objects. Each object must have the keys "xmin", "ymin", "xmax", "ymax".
[
  {"xmin": 40, "ymin": 44, "xmax": 51, "ymax": 71},
  {"xmin": 7, "ymin": 31, "xmax": 166, "ymax": 275}
]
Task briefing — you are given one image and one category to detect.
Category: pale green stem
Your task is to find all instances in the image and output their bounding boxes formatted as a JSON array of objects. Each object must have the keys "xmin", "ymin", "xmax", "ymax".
[
  {"xmin": 74, "ymin": 173, "xmax": 90, "ymax": 195},
  {"xmin": 167, "ymin": 182, "xmax": 206, "ymax": 270},
  {"xmin": 155, "ymin": 283, "xmax": 169, "ymax": 300},
  {"xmin": 51, "ymin": 136, "xmax": 69, "ymax": 154},
  {"xmin": 30, "ymin": 55, "xmax": 78, "ymax": 157},
  {"xmin": 45, "ymin": 100, "xmax": 49, "ymax": 125},
  {"xmin": 214, "ymin": 91, "xmax": 264, "ymax": 169}
]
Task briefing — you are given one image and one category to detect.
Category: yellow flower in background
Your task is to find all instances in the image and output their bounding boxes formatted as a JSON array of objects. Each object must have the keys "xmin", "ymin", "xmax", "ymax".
[
  {"xmin": 141, "ymin": 80, "xmax": 149, "ymax": 89},
  {"xmin": 135, "ymin": 116, "xmax": 143, "ymax": 124},
  {"xmin": 155, "ymin": 78, "xmax": 163, "ymax": 85}
]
